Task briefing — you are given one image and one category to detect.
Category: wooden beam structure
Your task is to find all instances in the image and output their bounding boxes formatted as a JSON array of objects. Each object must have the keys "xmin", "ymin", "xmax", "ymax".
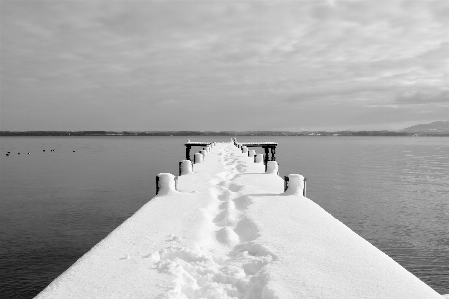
[
  {"xmin": 238, "ymin": 141, "xmax": 278, "ymax": 165},
  {"xmin": 184, "ymin": 142, "xmax": 213, "ymax": 161}
]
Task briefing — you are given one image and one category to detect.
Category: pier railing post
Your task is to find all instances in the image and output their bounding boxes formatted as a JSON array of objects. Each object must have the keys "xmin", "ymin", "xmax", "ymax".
[
  {"xmin": 185, "ymin": 145, "xmax": 191, "ymax": 161},
  {"xmin": 263, "ymin": 147, "xmax": 269, "ymax": 165},
  {"xmin": 271, "ymin": 146, "xmax": 276, "ymax": 161}
]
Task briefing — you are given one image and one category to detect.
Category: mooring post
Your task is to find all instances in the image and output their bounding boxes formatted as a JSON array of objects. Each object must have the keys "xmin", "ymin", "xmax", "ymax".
[
  {"xmin": 156, "ymin": 173, "xmax": 177, "ymax": 195},
  {"xmin": 194, "ymin": 153, "xmax": 203, "ymax": 164},
  {"xmin": 266, "ymin": 161, "xmax": 279, "ymax": 175},
  {"xmin": 283, "ymin": 174, "xmax": 306, "ymax": 196},
  {"xmin": 179, "ymin": 160, "xmax": 193, "ymax": 175},
  {"xmin": 248, "ymin": 150, "xmax": 255, "ymax": 158},
  {"xmin": 263, "ymin": 147, "xmax": 270, "ymax": 165}
]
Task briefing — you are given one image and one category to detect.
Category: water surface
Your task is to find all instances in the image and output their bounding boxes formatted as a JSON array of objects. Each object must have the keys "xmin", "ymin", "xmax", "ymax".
[{"xmin": 1, "ymin": 136, "xmax": 448, "ymax": 297}]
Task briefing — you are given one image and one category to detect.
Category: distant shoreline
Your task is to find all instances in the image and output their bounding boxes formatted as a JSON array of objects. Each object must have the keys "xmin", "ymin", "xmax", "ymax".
[{"xmin": 1, "ymin": 131, "xmax": 448, "ymax": 137}]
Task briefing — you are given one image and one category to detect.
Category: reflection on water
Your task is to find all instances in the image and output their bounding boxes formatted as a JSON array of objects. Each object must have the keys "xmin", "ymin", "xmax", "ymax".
[
  {"xmin": 272, "ymin": 136, "xmax": 449, "ymax": 294},
  {"xmin": 0, "ymin": 136, "xmax": 448, "ymax": 296}
]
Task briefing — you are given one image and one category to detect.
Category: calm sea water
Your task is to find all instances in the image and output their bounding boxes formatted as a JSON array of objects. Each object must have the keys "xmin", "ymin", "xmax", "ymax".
[{"xmin": 0, "ymin": 136, "xmax": 448, "ymax": 297}]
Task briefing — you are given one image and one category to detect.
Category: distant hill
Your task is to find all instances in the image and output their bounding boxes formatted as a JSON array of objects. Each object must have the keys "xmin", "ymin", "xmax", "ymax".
[{"xmin": 402, "ymin": 121, "xmax": 449, "ymax": 133}]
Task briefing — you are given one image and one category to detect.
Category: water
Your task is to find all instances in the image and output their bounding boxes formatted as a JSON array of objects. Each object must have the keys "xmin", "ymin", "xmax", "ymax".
[{"xmin": 0, "ymin": 136, "xmax": 448, "ymax": 297}]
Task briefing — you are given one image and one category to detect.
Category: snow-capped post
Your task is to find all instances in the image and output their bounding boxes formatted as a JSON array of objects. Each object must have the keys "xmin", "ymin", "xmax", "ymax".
[
  {"xmin": 179, "ymin": 160, "xmax": 193, "ymax": 175},
  {"xmin": 254, "ymin": 154, "xmax": 263, "ymax": 163},
  {"xmin": 242, "ymin": 146, "xmax": 248, "ymax": 154},
  {"xmin": 248, "ymin": 150, "xmax": 256, "ymax": 158},
  {"xmin": 283, "ymin": 174, "xmax": 306, "ymax": 196},
  {"xmin": 194, "ymin": 153, "xmax": 203, "ymax": 164},
  {"xmin": 156, "ymin": 173, "xmax": 177, "ymax": 195},
  {"xmin": 266, "ymin": 161, "xmax": 279, "ymax": 175},
  {"xmin": 200, "ymin": 149, "xmax": 208, "ymax": 158}
]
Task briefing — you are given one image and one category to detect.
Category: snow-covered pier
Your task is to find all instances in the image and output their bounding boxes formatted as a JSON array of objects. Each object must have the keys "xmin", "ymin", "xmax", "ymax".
[{"xmin": 36, "ymin": 142, "xmax": 444, "ymax": 298}]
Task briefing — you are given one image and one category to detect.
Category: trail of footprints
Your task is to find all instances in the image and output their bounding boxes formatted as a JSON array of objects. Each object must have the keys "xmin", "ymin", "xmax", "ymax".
[{"xmin": 154, "ymin": 145, "xmax": 278, "ymax": 299}]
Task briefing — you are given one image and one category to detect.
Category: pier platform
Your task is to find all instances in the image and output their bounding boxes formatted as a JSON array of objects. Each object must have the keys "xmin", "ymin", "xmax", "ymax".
[{"xmin": 36, "ymin": 142, "xmax": 444, "ymax": 299}]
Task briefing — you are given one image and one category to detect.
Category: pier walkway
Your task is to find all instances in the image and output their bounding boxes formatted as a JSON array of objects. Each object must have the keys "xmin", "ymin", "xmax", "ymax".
[{"xmin": 36, "ymin": 142, "xmax": 444, "ymax": 299}]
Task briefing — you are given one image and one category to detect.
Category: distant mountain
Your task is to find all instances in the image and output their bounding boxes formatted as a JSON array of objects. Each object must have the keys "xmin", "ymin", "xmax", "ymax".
[{"xmin": 402, "ymin": 121, "xmax": 449, "ymax": 133}]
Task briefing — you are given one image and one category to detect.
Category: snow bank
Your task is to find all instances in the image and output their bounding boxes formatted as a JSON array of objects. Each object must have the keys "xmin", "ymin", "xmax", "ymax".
[{"xmin": 36, "ymin": 142, "xmax": 444, "ymax": 299}]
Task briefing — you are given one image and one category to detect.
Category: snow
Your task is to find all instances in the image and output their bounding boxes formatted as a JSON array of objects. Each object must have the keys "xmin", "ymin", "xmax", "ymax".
[{"xmin": 36, "ymin": 142, "xmax": 445, "ymax": 299}]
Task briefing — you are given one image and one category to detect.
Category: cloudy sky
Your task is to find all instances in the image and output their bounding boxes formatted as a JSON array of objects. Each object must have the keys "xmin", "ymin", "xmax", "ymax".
[{"xmin": 1, "ymin": 0, "xmax": 448, "ymax": 131}]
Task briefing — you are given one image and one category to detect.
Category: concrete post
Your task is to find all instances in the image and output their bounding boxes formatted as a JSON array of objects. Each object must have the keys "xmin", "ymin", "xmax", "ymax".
[
  {"xmin": 248, "ymin": 150, "xmax": 256, "ymax": 157},
  {"xmin": 242, "ymin": 147, "xmax": 248, "ymax": 154},
  {"xmin": 200, "ymin": 149, "xmax": 207, "ymax": 158}
]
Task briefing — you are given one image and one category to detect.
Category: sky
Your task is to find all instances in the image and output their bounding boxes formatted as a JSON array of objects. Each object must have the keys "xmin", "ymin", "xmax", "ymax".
[{"xmin": 1, "ymin": 0, "xmax": 448, "ymax": 132}]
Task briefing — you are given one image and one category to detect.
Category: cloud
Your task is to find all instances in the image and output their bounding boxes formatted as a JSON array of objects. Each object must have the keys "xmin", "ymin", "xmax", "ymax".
[
  {"xmin": 1, "ymin": 0, "xmax": 449, "ymax": 131},
  {"xmin": 396, "ymin": 91, "xmax": 449, "ymax": 105}
]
